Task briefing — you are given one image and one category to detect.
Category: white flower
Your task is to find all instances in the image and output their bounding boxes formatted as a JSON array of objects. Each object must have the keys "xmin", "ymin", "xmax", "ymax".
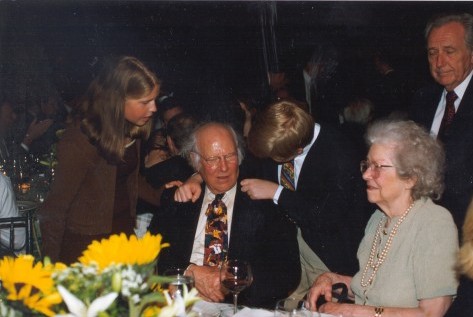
[
  {"xmin": 118, "ymin": 265, "xmax": 148, "ymax": 300},
  {"xmin": 55, "ymin": 285, "xmax": 118, "ymax": 317},
  {"xmin": 159, "ymin": 285, "xmax": 200, "ymax": 317}
]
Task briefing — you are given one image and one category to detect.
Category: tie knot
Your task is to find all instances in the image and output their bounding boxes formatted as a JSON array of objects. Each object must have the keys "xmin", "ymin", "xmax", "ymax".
[
  {"xmin": 446, "ymin": 91, "xmax": 458, "ymax": 104},
  {"xmin": 215, "ymin": 193, "xmax": 225, "ymax": 201},
  {"xmin": 284, "ymin": 160, "xmax": 294, "ymax": 167}
]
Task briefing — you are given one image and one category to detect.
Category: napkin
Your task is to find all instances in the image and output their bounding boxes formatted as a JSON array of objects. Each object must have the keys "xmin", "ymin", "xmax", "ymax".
[
  {"xmin": 233, "ymin": 307, "xmax": 273, "ymax": 317},
  {"xmin": 191, "ymin": 301, "xmax": 233, "ymax": 317}
]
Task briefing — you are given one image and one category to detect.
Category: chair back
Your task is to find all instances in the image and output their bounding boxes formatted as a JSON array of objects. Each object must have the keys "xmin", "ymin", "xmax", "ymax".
[{"xmin": 0, "ymin": 215, "xmax": 33, "ymax": 256}]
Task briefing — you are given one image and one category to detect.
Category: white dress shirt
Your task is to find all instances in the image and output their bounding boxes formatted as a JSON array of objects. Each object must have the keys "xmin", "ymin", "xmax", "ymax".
[
  {"xmin": 0, "ymin": 173, "xmax": 25, "ymax": 250},
  {"xmin": 189, "ymin": 184, "xmax": 236, "ymax": 266},
  {"xmin": 431, "ymin": 70, "xmax": 473, "ymax": 137}
]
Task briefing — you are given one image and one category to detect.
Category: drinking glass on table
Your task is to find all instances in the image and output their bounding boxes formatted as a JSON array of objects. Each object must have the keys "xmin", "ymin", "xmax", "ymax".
[
  {"xmin": 163, "ymin": 267, "xmax": 195, "ymax": 299},
  {"xmin": 275, "ymin": 298, "xmax": 320, "ymax": 317},
  {"xmin": 220, "ymin": 259, "xmax": 253, "ymax": 315}
]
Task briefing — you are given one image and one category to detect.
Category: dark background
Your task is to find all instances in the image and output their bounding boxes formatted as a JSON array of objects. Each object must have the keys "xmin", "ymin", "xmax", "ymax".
[{"xmin": 1, "ymin": 1, "xmax": 472, "ymax": 118}]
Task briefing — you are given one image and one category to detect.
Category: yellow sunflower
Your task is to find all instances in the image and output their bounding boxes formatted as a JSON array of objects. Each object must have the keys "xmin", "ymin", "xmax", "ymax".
[
  {"xmin": 78, "ymin": 232, "xmax": 170, "ymax": 270},
  {"xmin": 0, "ymin": 255, "xmax": 63, "ymax": 316},
  {"xmin": 142, "ymin": 304, "xmax": 162, "ymax": 317}
]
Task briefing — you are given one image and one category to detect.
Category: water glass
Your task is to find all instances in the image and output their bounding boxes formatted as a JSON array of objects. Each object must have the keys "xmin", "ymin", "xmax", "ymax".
[{"xmin": 163, "ymin": 267, "xmax": 195, "ymax": 299}]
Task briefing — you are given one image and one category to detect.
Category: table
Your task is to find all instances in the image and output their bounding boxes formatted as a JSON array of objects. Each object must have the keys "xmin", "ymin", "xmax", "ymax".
[{"xmin": 191, "ymin": 301, "xmax": 337, "ymax": 317}]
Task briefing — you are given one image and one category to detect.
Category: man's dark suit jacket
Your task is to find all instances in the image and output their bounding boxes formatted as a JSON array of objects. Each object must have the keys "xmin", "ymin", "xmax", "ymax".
[
  {"xmin": 410, "ymin": 80, "xmax": 473, "ymax": 317},
  {"xmin": 410, "ymin": 81, "xmax": 473, "ymax": 231},
  {"xmin": 149, "ymin": 182, "xmax": 301, "ymax": 309},
  {"xmin": 261, "ymin": 124, "xmax": 371, "ymax": 276}
]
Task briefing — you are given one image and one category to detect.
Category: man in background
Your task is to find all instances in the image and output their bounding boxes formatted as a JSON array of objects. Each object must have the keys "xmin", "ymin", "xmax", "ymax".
[{"xmin": 409, "ymin": 13, "xmax": 473, "ymax": 316}]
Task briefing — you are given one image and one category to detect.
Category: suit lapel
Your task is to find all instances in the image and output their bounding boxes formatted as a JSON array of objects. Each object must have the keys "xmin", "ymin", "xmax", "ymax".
[
  {"xmin": 443, "ymin": 79, "xmax": 473, "ymax": 140},
  {"xmin": 297, "ymin": 126, "xmax": 322, "ymax": 188},
  {"xmin": 178, "ymin": 187, "xmax": 205, "ymax": 261},
  {"xmin": 456, "ymin": 79, "xmax": 473, "ymax": 118},
  {"xmin": 228, "ymin": 187, "xmax": 244, "ymax": 253},
  {"xmin": 227, "ymin": 185, "xmax": 257, "ymax": 260},
  {"xmin": 424, "ymin": 86, "xmax": 444, "ymax": 129}
]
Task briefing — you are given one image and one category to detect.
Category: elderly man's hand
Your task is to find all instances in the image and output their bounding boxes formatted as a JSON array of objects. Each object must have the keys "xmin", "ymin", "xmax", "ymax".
[
  {"xmin": 240, "ymin": 178, "xmax": 278, "ymax": 200},
  {"xmin": 188, "ymin": 265, "xmax": 225, "ymax": 302}
]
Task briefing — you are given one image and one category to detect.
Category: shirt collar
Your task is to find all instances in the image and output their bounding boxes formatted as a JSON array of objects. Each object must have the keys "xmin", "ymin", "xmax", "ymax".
[
  {"xmin": 204, "ymin": 184, "xmax": 237, "ymax": 201},
  {"xmin": 449, "ymin": 70, "xmax": 473, "ymax": 100},
  {"xmin": 299, "ymin": 123, "xmax": 320, "ymax": 158}
]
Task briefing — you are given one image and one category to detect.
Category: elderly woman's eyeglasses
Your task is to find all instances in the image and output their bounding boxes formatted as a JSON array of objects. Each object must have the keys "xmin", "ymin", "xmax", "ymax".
[
  {"xmin": 192, "ymin": 151, "xmax": 238, "ymax": 168},
  {"xmin": 360, "ymin": 160, "xmax": 394, "ymax": 178}
]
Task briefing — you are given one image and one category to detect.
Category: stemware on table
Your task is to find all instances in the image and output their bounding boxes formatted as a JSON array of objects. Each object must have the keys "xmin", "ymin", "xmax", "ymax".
[{"xmin": 219, "ymin": 259, "xmax": 253, "ymax": 315}]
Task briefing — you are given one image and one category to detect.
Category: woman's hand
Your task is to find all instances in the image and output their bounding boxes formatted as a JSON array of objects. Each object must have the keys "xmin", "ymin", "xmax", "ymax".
[
  {"xmin": 319, "ymin": 302, "xmax": 355, "ymax": 316},
  {"xmin": 306, "ymin": 273, "xmax": 335, "ymax": 311}
]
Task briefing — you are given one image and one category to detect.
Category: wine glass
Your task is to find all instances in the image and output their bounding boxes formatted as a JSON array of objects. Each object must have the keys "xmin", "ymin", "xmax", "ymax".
[
  {"xmin": 163, "ymin": 267, "xmax": 195, "ymax": 299},
  {"xmin": 220, "ymin": 259, "xmax": 253, "ymax": 315}
]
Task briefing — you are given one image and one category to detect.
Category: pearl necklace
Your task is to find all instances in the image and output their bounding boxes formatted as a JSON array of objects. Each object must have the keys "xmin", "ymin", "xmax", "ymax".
[{"xmin": 360, "ymin": 202, "xmax": 415, "ymax": 288}]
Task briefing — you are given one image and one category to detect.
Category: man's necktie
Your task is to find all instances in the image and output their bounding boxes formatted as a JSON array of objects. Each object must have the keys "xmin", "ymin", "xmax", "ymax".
[
  {"xmin": 280, "ymin": 160, "xmax": 296, "ymax": 191},
  {"xmin": 438, "ymin": 91, "xmax": 458, "ymax": 139},
  {"xmin": 204, "ymin": 193, "xmax": 228, "ymax": 267}
]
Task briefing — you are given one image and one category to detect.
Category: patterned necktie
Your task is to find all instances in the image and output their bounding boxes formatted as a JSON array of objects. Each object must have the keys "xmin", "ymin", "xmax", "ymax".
[
  {"xmin": 438, "ymin": 91, "xmax": 458, "ymax": 139},
  {"xmin": 204, "ymin": 193, "xmax": 228, "ymax": 267},
  {"xmin": 280, "ymin": 160, "xmax": 295, "ymax": 191}
]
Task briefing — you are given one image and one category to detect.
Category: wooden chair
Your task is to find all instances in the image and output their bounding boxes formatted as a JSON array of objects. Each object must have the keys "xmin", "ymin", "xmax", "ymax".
[{"xmin": 0, "ymin": 214, "xmax": 33, "ymax": 257}]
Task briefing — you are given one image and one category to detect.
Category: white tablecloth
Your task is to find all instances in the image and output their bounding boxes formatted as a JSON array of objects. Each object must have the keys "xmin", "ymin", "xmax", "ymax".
[{"xmin": 191, "ymin": 301, "xmax": 336, "ymax": 317}]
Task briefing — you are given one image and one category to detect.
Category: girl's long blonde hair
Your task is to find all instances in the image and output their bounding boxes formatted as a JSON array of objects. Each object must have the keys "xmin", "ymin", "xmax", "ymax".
[{"xmin": 80, "ymin": 56, "xmax": 160, "ymax": 163}]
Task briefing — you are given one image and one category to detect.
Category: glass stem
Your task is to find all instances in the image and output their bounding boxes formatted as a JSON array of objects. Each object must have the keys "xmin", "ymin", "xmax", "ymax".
[{"xmin": 233, "ymin": 293, "xmax": 238, "ymax": 314}]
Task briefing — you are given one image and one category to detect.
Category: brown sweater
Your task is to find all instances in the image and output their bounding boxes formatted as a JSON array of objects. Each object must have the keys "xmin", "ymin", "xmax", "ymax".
[{"xmin": 38, "ymin": 124, "xmax": 161, "ymax": 262}]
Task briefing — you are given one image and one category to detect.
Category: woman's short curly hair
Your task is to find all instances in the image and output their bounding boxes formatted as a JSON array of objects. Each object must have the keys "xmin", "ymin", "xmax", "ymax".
[{"xmin": 365, "ymin": 120, "xmax": 445, "ymax": 201}]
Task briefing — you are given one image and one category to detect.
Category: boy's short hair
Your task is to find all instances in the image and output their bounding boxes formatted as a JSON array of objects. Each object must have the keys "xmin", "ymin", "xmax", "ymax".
[{"xmin": 248, "ymin": 100, "xmax": 314, "ymax": 162}]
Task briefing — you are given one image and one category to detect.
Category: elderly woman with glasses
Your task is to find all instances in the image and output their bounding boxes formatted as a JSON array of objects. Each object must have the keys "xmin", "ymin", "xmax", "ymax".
[{"xmin": 306, "ymin": 120, "xmax": 458, "ymax": 317}]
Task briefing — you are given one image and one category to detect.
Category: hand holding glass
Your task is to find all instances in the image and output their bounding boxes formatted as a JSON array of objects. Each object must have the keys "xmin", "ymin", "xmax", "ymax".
[
  {"xmin": 163, "ymin": 268, "xmax": 195, "ymax": 299},
  {"xmin": 220, "ymin": 259, "xmax": 253, "ymax": 314}
]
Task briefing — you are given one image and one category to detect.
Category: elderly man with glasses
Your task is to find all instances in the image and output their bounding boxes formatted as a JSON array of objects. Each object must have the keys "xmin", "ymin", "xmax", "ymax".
[{"xmin": 149, "ymin": 122, "xmax": 300, "ymax": 309}]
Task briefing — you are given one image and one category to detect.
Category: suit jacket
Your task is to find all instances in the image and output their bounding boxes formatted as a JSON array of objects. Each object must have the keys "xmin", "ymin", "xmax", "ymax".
[
  {"xmin": 411, "ymin": 81, "xmax": 473, "ymax": 317},
  {"xmin": 150, "ymin": 182, "xmax": 301, "ymax": 309},
  {"xmin": 410, "ymin": 80, "xmax": 473, "ymax": 230},
  {"xmin": 261, "ymin": 124, "xmax": 371, "ymax": 276}
]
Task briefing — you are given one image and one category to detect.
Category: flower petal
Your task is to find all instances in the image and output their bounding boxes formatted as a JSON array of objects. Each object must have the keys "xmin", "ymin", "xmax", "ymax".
[
  {"xmin": 57, "ymin": 285, "xmax": 87, "ymax": 316},
  {"xmin": 87, "ymin": 292, "xmax": 118, "ymax": 317}
]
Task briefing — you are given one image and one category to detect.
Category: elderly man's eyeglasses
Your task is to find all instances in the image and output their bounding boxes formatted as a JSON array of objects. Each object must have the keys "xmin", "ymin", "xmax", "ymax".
[
  {"xmin": 193, "ymin": 151, "xmax": 238, "ymax": 168},
  {"xmin": 360, "ymin": 160, "xmax": 394, "ymax": 178}
]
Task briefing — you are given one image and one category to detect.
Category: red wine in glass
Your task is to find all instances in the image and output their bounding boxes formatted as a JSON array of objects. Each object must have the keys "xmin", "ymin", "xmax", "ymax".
[
  {"xmin": 220, "ymin": 259, "xmax": 253, "ymax": 314},
  {"xmin": 221, "ymin": 279, "xmax": 251, "ymax": 293}
]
